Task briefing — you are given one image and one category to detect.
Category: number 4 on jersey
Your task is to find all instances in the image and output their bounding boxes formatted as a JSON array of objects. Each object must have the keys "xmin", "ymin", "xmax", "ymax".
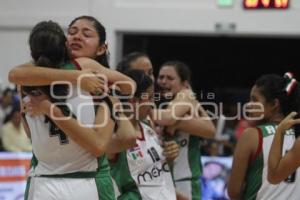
[{"xmin": 50, "ymin": 124, "xmax": 69, "ymax": 145}]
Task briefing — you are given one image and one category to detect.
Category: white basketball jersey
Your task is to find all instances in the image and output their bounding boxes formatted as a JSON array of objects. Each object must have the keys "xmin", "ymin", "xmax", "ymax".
[
  {"xmin": 243, "ymin": 124, "xmax": 300, "ymax": 200},
  {"xmin": 25, "ymin": 88, "xmax": 99, "ymax": 176},
  {"xmin": 111, "ymin": 122, "xmax": 176, "ymax": 200}
]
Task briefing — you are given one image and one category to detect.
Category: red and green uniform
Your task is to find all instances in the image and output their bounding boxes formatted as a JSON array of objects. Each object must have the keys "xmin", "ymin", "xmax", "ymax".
[{"xmin": 243, "ymin": 124, "xmax": 300, "ymax": 200}]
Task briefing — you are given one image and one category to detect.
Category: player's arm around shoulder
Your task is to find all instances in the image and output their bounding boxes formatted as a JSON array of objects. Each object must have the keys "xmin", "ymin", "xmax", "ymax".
[{"xmin": 8, "ymin": 61, "xmax": 83, "ymax": 86}]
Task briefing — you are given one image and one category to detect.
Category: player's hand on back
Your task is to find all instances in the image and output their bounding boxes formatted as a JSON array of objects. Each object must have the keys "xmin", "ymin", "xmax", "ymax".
[{"xmin": 23, "ymin": 90, "xmax": 51, "ymax": 117}]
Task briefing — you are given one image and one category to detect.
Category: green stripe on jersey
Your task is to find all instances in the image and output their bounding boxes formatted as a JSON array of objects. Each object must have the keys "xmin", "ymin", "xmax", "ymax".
[
  {"xmin": 61, "ymin": 62, "xmax": 77, "ymax": 70},
  {"xmin": 170, "ymin": 133, "xmax": 202, "ymax": 199},
  {"xmin": 168, "ymin": 134, "xmax": 202, "ymax": 180},
  {"xmin": 243, "ymin": 124, "xmax": 276, "ymax": 200},
  {"xmin": 24, "ymin": 177, "xmax": 31, "ymax": 200},
  {"xmin": 95, "ymin": 174, "xmax": 115, "ymax": 200},
  {"xmin": 110, "ymin": 151, "xmax": 142, "ymax": 200},
  {"xmin": 188, "ymin": 135, "xmax": 202, "ymax": 199},
  {"xmin": 243, "ymin": 153, "xmax": 263, "ymax": 200},
  {"xmin": 31, "ymin": 153, "xmax": 38, "ymax": 168},
  {"xmin": 25, "ymin": 153, "xmax": 37, "ymax": 200},
  {"xmin": 188, "ymin": 135, "xmax": 202, "ymax": 179}
]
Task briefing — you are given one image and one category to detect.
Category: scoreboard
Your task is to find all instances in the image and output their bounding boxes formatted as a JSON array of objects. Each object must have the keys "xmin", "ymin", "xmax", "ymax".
[{"xmin": 243, "ymin": 0, "xmax": 289, "ymax": 9}]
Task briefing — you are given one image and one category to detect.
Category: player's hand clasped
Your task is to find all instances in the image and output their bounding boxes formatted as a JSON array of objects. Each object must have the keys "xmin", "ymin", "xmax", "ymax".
[
  {"xmin": 79, "ymin": 69, "xmax": 109, "ymax": 96},
  {"xmin": 163, "ymin": 141, "xmax": 179, "ymax": 163}
]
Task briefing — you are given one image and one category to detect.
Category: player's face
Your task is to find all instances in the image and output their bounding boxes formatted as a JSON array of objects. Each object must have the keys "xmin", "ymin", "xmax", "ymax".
[
  {"xmin": 135, "ymin": 85, "xmax": 154, "ymax": 120},
  {"xmin": 130, "ymin": 57, "xmax": 154, "ymax": 82},
  {"xmin": 248, "ymin": 85, "xmax": 274, "ymax": 123},
  {"xmin": 157, "ymin": 66, "xmax": 184, "ymax": 97},
  {"xmin": 67, "ymin": 19, "xmax": 105, "ymax": 59}
]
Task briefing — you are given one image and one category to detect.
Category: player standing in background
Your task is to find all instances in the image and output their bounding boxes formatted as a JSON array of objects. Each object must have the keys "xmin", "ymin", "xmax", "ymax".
[
  {"xmin": 109, "ymin": 70, "xmax": 177, "ymax": 200},
  {"xmin": 153, "ymin": 61, "xmax": 215, "ymax": 200},
  {"xmin": 228, "ymin": 73, "xmax": 300, "ymax": 200}
]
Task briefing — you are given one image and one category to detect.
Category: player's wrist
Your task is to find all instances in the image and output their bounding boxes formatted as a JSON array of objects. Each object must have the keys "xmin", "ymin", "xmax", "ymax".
[{"xmin": 45, "ymin": 102, "xmax": 61, "ymax": 117}]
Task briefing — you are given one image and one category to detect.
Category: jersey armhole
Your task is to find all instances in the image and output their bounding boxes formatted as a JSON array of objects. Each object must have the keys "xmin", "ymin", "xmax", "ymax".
[{"xmin": 250, "ymin": 127, "xmax": 263, "ymax": 162}]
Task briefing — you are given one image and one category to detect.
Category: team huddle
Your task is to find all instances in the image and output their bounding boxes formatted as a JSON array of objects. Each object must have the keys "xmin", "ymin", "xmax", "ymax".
[{"xmin": 8, "ymin": 16, "xmax": 300, "ymax": 200}]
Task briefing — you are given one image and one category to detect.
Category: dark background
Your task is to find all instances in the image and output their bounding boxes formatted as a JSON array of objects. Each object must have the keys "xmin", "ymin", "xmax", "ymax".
[{"xmin": 123, "ymin": 34, "xmax": 300, "ymax": 103}]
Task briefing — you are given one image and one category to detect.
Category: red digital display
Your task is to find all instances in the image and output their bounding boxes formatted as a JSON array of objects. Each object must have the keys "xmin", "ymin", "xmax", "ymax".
[{"xmin": 243, "ymin": 0, "xmax": 289, "ymax": 9}]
